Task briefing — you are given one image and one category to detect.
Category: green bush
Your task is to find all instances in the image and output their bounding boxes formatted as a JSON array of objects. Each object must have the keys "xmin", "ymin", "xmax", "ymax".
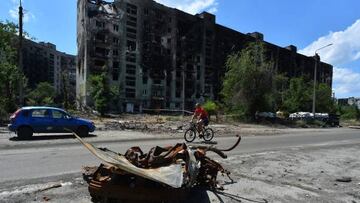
[{"xmin": 340, "ymin": 105, "xmax": 360, "ymax": 120}]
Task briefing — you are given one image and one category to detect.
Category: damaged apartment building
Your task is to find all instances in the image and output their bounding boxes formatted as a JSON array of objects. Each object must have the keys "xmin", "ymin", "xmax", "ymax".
[
  {"xmin": 23, "ymin": 39, "xmax": 76, "ymax": 96},
  {"xmin": 77, "ymin": 0, "xmax": 333, "ymax": 113}
]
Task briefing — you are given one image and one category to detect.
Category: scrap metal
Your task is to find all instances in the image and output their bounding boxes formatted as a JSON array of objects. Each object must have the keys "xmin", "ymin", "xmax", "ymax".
[{"xmin": 74, "ymin": 133, "xmax": 241, "ymax": 202}]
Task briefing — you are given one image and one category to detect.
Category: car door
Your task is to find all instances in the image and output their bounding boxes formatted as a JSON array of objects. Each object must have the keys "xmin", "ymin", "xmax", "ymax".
[
  {"xmin": 51, "ymin": 110, "xmax": 77, "ymax": 133},
  {"xmin": 30, "ymin": 109, "xmax": 53, "ymax": 133}
]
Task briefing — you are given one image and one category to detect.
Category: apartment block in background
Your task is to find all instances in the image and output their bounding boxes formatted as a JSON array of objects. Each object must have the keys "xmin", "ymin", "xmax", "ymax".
[{"xmin": 77, "ymin": 0, "xmax": 333, "ymax": 113}]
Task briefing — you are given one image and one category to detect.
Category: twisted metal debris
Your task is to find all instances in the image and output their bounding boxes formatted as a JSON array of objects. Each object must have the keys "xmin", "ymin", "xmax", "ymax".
[{"xmin": 74, "ymin": 133, "xmax": 241, "ymax": 202}]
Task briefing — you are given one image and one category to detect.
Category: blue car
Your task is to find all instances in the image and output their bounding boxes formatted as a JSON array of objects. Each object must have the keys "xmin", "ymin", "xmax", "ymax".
[{"xmin": 8, "ymin": 106, "xmax": 95, "ymax": 139}]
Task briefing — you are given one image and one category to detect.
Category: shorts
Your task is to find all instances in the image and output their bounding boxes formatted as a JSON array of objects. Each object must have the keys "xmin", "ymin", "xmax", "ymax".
[{"xmin": 201, "ymin": 117, "xmax": 209, "ymax": 126}]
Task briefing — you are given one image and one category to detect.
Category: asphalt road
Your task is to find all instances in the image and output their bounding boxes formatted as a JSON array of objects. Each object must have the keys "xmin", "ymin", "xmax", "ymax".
[{"xmin": 0, "ymin": 128, "xmax": 359, "ymax": 186}]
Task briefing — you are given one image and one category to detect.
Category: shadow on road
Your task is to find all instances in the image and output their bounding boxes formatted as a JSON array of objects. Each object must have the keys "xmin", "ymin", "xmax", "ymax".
[
  {"xmin": 9, "ymin": 134, "xmax": 96, "ymax": 141},
  {"xmin": 185, "ymin": 187, "xmax": 211, "ymax": 203}
]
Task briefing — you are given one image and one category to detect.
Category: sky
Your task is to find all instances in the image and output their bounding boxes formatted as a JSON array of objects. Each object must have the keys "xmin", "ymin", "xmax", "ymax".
[{"xmin": 1, "ymin": 0, "xmax": 359, "ymax": 98}]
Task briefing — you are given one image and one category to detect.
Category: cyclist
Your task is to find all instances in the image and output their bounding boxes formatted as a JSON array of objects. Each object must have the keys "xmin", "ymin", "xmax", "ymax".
[{"xmin": 191, "ymin": 103, "xmax": 209, "ymax": 136}]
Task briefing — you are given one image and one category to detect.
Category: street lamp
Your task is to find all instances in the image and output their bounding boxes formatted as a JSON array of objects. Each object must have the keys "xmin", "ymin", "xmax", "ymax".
[{"xmin": 312, "ymin": 43, "xmax": 333, "ymax": 118}]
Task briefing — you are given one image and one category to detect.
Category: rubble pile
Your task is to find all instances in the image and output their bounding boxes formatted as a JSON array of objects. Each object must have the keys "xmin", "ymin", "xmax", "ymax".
[{"xmin": 74, "ymin": 133, "xmax": 241, "ymax": 203}]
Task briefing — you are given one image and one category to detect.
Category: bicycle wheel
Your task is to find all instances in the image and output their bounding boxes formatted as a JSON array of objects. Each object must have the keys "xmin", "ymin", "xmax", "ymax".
[
  {"xmin": 203, "ymin": 128, "xmax": 214, "ymax": 141},
  {"xmin": 184, "ymin": 129, "xmax": 196, "ymax": 142}
]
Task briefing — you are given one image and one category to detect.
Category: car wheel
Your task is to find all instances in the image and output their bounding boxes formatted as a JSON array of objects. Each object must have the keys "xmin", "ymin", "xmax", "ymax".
[
  {"xmin": 77, "ymin": 126, "xmax": 89, "ymax": 137},
  {"xmin": 17, "ymin": 126, "xmax": 33, "ymax": 140}
]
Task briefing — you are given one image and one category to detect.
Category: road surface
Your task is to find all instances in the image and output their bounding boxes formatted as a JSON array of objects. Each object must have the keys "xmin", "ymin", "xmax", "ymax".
[{"xmin": 0, "ymin": 128, "xmax": 359, "ymax": 202}]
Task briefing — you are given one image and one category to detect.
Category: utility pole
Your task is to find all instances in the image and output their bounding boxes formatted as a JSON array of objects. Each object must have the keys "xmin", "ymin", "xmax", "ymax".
[
  {"xmin": 312, "ymin": 43, "xmax": 333, "ymax": 118},
  {"xmin": 18, "ymin": 0, "xmax": 24, "ymax": 106},
  {"xmin": 312, "ymin": 53, "xmax": 319, "ymax": 118}
]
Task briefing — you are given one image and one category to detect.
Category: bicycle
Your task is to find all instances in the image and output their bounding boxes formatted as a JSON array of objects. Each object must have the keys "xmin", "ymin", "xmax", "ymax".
[{"xmin": 184, "ymin": 121, "xmax": 214, "ymax": 142}]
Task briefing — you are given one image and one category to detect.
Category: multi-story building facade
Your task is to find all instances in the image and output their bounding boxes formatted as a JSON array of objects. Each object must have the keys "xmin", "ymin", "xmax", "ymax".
[
  {"xmin": 338, "ymin": 97, "xmax": 360, "ymax": 109},
  {"xmin": 77, "ymin": 0, "xmax": 333, "ymax": 112},
  {"xmin": 23, "ymin": 40, "xmax": 76, "ymax": 95}
]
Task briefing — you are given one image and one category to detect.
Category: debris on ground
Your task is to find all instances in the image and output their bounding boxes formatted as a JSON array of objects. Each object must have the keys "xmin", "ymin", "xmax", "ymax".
[
  {"xmin": 335, "ymin": 176, "xmax": 352, "ymax": 183},
  {"xmin": 74, "ymin": 132, "xmax": 241, "ymax": 202}
]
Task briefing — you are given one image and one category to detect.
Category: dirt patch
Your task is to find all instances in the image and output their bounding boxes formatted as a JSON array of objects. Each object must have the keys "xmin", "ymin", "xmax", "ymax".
[{"xmin": 214, "ymin": 144, "xmax": 360, "ymax": 202}]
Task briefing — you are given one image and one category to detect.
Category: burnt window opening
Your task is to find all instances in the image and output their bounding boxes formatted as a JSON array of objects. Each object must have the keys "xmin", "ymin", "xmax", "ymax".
[
  {"xmin": 126, "ymin": 80, "xmax": 136, "ymax": 87},
  {"xmin": 126, "ymin": 3, "xmax": 137, "ymax": 15},
  {"xmin": 96, "ymin": 20, "xmax": 105, "ymax": 28},
  {"xmin": 126, "ymin": 21, "xmax": 137, "ymax": 27},
  {"xmin": 127, "ymin": 40, "xmax": 136, "ymax": 51},
  {"xmin": 94, "ymin": 59, "xmax": 106, "ymax": 67},
  {"xmin": 126, "ymin": 69, "xmax": 136, "ymax": 75},
  {"xmin": 125, "ymin": 88, "xmax": 136, "ymax": 98},
  {"xmin": 126, "ymin": 64, "xmax": 136, "ymax": 70},
  {"xmin": 154, "ymin": 79, "xmax": 161, "ymax": 85},
  {"xmin": 143, "ymin": 76, "xmax": 148, "ymax": 84},
  {"xmin": 126, "ymin": 55, "xmax": 136, "ymax": 63},
  {"xmin": 96, "ymin": 33, "xmax": 106, "ymax": 42},
  {"xmin": 113, "ymin": 61, "xmax": 120, "ymax": 69},
  {"xmin": 112, "ymin": 68, "xmax": 119, "ymax": 81},
  {"xmin": 113, "ymin": 49, "xmax": 119, "ymax": 56},
  {"xmin": 168, "ymin": 28, "xmax": 172, "ymax": 33},
  {"xmin": 167, "ymin": 38, "xmax": 172, "ymax": 44},
  {"xmin": 144, "ymin": 8, "xmax": 149, "ymax": 15},
  {"xmin": 127, "ymin": 15, "xmax": 137, "ymax": 22},
  {"xmin": 113, "ymin": 37, "xmax": 119, "ymax": 45},
  {"xmin": 176, "ymin": 91, "xmax": 181, "ymax": 98},
  {"xmin": 126, "ymin": 33, "xmax": 136, "ymax": 39},
  {"xmin": 113, "ymin": 24, "xmax": 119, "ymax": 32},
  {"xmin": 127, "ymin": 27, "xmax": 137, "ymax": 34},
  {"xmin": 95, "ymin": 47, "xmax": 109, "ymax": 56}
]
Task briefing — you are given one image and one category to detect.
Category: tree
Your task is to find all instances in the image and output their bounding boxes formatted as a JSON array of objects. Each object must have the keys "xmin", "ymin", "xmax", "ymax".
[
  {"xmin": 283, "ymin": 77, "xmax": 335, "ymax": 113},
  {"xmin": 89, "ymin": 73, "xmax": 112, "ymax": 116},
  {"xmin": 221, "ymin": 41, "xmax": 274, "ymax": 120},
  {"xmin": 0, "ymin": 21, "xmax": 26, "ymax": 114},
  {"xmin": 283, "ymin": 77, "xmax": 312, "ymax": 113},
  {"xmin": 315, "ymin": 83, "xmax": 336, "ymax": 113},
  {"xmin": 26, "ymin": 82, "xmax": 56, "ymax": 106}
]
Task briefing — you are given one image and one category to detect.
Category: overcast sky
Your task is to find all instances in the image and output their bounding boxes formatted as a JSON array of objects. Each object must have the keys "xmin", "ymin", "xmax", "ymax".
[{"xmin": 1, "ymin": 0, "xmax": 359, "ymax": 98}]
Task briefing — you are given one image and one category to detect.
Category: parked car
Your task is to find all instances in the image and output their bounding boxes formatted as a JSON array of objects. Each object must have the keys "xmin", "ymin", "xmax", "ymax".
[{"xmin": 8, "ymin": 106, "xmax": 95, "ymax": 139}]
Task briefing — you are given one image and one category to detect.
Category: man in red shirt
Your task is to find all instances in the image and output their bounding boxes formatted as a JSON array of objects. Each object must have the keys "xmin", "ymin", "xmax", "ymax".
[{"xmin": 191, "ymin": 103, "xmax": 209, "ymax": 136}]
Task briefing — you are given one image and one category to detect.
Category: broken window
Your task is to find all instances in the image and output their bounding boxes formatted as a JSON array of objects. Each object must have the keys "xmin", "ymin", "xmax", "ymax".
[
  {"xmin": 125, "ymin": 88, "xmax": 136, "ymax": 98},
  {"xmin": 144, "ymin": 8, "xmax": 149, "ymax": 15},
  {"xmin": 127, "ymin": 15, "xmax": 137, "ymax": 22},
  {"xmin": 113, "ymin": 37, "xmax": 119, "ymax": 45},
  {"xmin": 126, "ymin": 3, "xmax": 137, "ymax": 15},
  {"xmin": 126, "ymin": 55, "xmax": 136, "ymax": 63},
  {"xmin": 126, "ymin": 69, "xmax": 136, "ymax": 75},
  {"xmin": 113, "ymin": 24, "xmax": 119, "ymax": 32},
  {"xmin": 95, "ymin": 47, "xmax": 109, "ymax": 56},
  {"xmin": 96, "ymin": 21, "xmax": 105, "ymax": 28},
  {"xmin": 127, "ymin": 27, "xmax": 137, "ymax": 34},
  {"xmin": 126, "ymin": 21, "xmax": 137, "ymax": 27},
  {"xmin": 94, "ymin": 59, "xmax": 105, "ymax": 67},
  {"xmin": 96, "ymin": 33, "xmax": 105, "ymax": 43},
  {"xmin": 127, "ymin": 40, "xmax": 136, "ymax": 51},
  {"xmin": 143, "ymin": 76, "xmax": 148, "ymax": 84},
  {"xmin": 126, "ymin": 33, "xmax": 136, "ymax": 39},
  {"xmin": 126, "ymin": 80, "xmax": 136, "ymax": 86},
  {"xmin": 113, "ymin": 49, "xmax": 119, "ymax": 56}
]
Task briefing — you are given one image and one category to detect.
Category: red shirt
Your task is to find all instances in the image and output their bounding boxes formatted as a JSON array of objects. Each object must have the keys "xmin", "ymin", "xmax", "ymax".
[{"xmin": 194, "ymin": 107, "xmax": 208, "ymax": 119}]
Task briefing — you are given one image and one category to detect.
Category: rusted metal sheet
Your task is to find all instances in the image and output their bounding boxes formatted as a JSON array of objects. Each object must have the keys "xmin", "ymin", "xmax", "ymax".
[{"xmin": 74, "ymin": 132, "xmax": 241, "ymax": 202}]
